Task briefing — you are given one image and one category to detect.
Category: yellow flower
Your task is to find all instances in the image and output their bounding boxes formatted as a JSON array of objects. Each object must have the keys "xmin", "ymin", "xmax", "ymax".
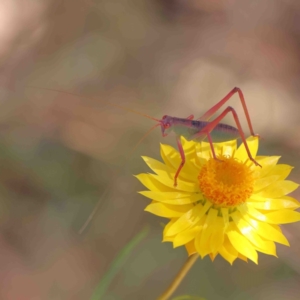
[{"xmin": 136, "ymin": 136, "xmax": 300, "ymax": 264}]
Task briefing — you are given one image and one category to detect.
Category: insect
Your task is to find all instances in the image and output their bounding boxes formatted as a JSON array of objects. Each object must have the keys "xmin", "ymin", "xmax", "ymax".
[
  {"xmin": 28, "ymin": 86, "xmax": 261, "ymax": 187},
  {"xmin": 158, "ymin": 87, "xmax": 261, "ymax": 186}
]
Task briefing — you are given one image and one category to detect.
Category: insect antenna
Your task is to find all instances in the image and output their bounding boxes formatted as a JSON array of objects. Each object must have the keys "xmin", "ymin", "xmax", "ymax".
[
  {"xmin": 24, "ymin": 86, "xmax": 164, "ymax": 235},
  {"xmin": 26, "ymin": 86, "xmax": 161, "ymax": 123},
  {"xmin": 78, "ymin": 123, "xmax": 159, "ymax": 234},
  {"xmin": 129, "ymin": 123, "xmax": 161, "ymax": 156}
]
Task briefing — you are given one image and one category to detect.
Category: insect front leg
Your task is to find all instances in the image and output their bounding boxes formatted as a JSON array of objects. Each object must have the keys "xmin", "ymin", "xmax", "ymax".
[
  {"xmin": 189, "ymin": 131, "xmax": 223, "ymax": 163},
  {"xmin": 163, "ymin": 116, "xmax": 193, "ymax": 186},
  {"xmin": 174, "ymin": 136, "xmax": 186, "ymax": 187}
]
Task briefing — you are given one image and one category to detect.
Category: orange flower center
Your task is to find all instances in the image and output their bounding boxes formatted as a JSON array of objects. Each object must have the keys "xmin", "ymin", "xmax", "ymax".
[{"xmin": 198, "ymin": 156, "xmax": 254, "ymax": 207}]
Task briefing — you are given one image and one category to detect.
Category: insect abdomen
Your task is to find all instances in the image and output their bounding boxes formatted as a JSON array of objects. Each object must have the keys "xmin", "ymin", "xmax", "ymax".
[
  {"xmin": 210, "ymin": 123, "xmax": 240, "ymax": 142},
  {"xmin": 171, "ymin": 118, "xmax": 239, "ymax": 142}
]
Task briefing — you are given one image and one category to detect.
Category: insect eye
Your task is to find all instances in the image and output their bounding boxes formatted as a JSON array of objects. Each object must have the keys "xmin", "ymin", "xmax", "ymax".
[
  {"xmin": 162, "ymin": 115, "xmax": 167, "ymax": 119},
  {"xmin": 164, "ymin": 123, "xmax": 170, "ymax": 129}
]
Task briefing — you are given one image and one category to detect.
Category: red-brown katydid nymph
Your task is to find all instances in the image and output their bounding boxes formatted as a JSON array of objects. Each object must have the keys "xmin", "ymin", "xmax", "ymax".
[
  {"xmin": 27, "ymin": 86, "xmax": 261, "ymax": 187},
  {"xmin": 158, "ymin": 87, "xmax": 261, "ymax": 186}
]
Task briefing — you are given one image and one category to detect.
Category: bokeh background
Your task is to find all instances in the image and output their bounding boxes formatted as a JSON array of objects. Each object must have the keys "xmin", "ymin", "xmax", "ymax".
[{"xmin": 0, "ymin": 0, "xmax": 300, "ymax": 299}]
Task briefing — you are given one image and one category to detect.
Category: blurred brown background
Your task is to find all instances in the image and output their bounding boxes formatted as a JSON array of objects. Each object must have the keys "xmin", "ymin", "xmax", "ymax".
[{"xmin": 0, "ymin": 0, "xmax": 300, "ymax": 299}]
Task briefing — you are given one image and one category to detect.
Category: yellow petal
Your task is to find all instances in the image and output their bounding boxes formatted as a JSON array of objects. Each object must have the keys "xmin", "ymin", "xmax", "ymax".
[
  {"xmin": 242, "ymin": 213, "xmax": 289, "ymax": 246},
  {"xmin": 135, "ymin": 174, "xmax": 174, "ymax": 192},
  {"xmin": 223, "ymin": 235, "xmax": 238, "ymax": 258},
  {"xmin": 234, "ymin": 136, "xmax": 259, "ymax": 163},
  {"xmin": 222, "ymin": 140, "xmax": 237, "ymax": 157},
  {"xmin": 255, "ymin": 180, "xmax": 299, "ymax": 198},
  {"xmin": 221, "ymin": 208, "xmax": 229, "ymax": 226},
  {"xmin": 264, "ymin": 210, "xmax": 300, "ymax": 224},
  {"xmin": 160, "ymin": 144, "xmax": 179, "ymax": 169},
  {"xmin": 241, "ymin": 203, "xmax": 299, "ymax": 224},
  {"xmin": 227, "ymin": 223, "xmax": 258, "ymax": 264},
  {"xmin": 254, "ymin": 175, "xmax": 280, "ymax": 193},
  {"xmin": 142, "ymin": 156, "xmax": 174, "ymax": 176},
  {"xmin": 238, "ymin": 204, "xmax": 268, "ymax": 222},
  {"xmin": 163, "ymin": 236, "xmax": 174, "ymax": 242},
  {"xmin": 255, "ymin": 155, "xmax": 268, "ymax": 160},
  {"xmin": 173, "ymin": 231, "xmax": 197, "ymax": 248},
  {"xmin": 194, "ymin": 151, "xmax": 208, "ymax": 169},
  {"xmin": 182, "ymin": 136, "xmax": 198, "ymax": 153},
  {"xmin": 198, "ymin": 140, "xmax": 236, "ymax": 161},
  {"xmin": 269, "ymin": 223, "xmax": 282, "ymax": 232},
  {"xmin": 141, "ymin": 158, "xmax": 197, "ymax": 192},
  {"xmin": 219, "ymin": 246, "xmax": 236, "ymax": 265},
  {"xmin": 237, "ymin": 253, "xmax": 248, "ymax": 262},
  {"xmin": 280, "ymin": 196, "xmax": 300, "ymax": 206},
  {"xmin": 145, "ymin": 202, "xmax": 193, "ymax": 218},
  {"xmin": 163, "ymin": 219, "xmax": 177, "ymax": 242},
  {"xmin": 173, "ymin": 219, "xmax": 204, "ymax": 247},
  {"xmin": 142, "ymin": 156, "xmax": 197, "ymax": 188},
  {"xmin": 195, "ymin": 209, "xmax": 218, "ymax": 257},
  {"xmin": 256, "ymin": 156, "xmax": 281, "ymax": 177},
  {"xmin": 266, "ymin": 164, "xmax": 293, "ymax": 181},
  {"xmin": 256, "ymin": 241, "xmax": 277, "ymax": 256},
  {"xmin": 160, "ymin": 143, "xmax": 199, "ymax": 180},
  {"xmin": 209, "ymin": 252, "xmax": 218, "ymax": 261},
  {"xmin": 138, "ymin": 191, "xmax": 203, "ymax": 205},
  {"xmin": 166, "ymin": 202, "xmax": 212, "ymax": 236},
  {"xmin": 144, "ymin": 153, "xmax": 198, "ymax": 183},
  {"xmin": 185, "ymin": 239, "xmax": 197, "ymax": 256},
  {"xmin": 194, "ymin": 231, "xmax": 207, "ymax": 258},
  {"xmin": 219, "ymin": 236, "xmax": 238, "ymax": 265},
  {"xmin": 210, "ymin": 216, "xmax": 225, "ymax": 253},
  {"xmin": 197, "ymin": 142, "xmax": 213, "ymax": 160},
  {"xmin": 216, "ymin": 140, "xmax": 237, "ymax": 154},
  {"xmin": 249, "ymin": 195, "xmax": 276, "ymax": 202},
  {"xmin": 154, "ymin": 174, "xmax": 197, "ymax": 192},
  {"xmin": 248, "ymin": 197, "xmax": 300, "ymax": 210},
  {"xmin": 231, "ymin": 214, "xmax": 276, "ymax": 256}
]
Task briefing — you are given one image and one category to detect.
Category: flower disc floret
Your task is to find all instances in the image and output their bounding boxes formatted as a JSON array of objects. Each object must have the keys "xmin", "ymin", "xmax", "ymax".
[{"xmin": 198, "ymin": 156, "xmax": 254, "ymax": 207}]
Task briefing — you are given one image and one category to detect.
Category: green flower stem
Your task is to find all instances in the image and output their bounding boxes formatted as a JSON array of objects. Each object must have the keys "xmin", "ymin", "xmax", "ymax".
[
  {"xmin": 157, "ymin": 254, "xmax": 198, "ymax": 300},
  {"xmin": 90, "ymin": 226, "xmax": 149, "ymax": 300}
]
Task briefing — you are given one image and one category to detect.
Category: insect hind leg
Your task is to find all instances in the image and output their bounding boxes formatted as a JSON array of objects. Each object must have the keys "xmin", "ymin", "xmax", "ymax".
[
  {"xmin": 196, "ymin": 106, "xmax": 261, "ymax": 167},
  {"xmin": 198, "ymin": 87, "xmax": 259, "ymax": 139}
]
